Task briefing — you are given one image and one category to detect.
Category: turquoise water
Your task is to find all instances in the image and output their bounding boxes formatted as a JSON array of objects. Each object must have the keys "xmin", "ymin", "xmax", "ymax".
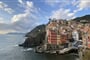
[{"xmin": 0, "ymin": 34, "xmax": 79, "ymax": 60}]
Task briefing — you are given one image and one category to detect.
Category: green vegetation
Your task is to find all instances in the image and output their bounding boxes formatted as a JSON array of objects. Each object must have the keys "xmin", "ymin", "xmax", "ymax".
[
  {"xmin": 73, "ymin": 15, "xmax": 90, "ymax": 22},
  {"xmin": 19, "ymin": 14, "xmax": 90, "ymax": 48},
  {"xmin": 83, "ymin": 50, "xmax": 90, "ymax": 60}
]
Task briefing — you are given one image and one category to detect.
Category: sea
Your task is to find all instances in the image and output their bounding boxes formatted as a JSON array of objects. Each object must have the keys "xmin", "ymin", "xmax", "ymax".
[{"xmin": 0, "ymin": 34, "xmax": 79, "ymax": 60}]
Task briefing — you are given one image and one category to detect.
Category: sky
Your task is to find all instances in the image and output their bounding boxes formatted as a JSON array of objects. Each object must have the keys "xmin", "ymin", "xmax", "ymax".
[{"xmin": 0, "ymin": 0, "xmax": 90, "ymax": 34}]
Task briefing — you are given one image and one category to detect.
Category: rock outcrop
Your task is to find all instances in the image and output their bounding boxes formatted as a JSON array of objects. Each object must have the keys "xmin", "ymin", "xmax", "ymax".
[
  {"xmin": 19, "ymin": 15, "xmax": 90, "ymax": 48},
  {"xmin": 19, "ymin": 24, "xmax": 46, "ymax": 48}
]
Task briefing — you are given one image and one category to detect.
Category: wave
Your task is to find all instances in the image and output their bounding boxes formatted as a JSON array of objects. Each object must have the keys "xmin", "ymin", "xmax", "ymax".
[{"xmin": 22, "ymin": 48, "xmax": 33, "ymax": 51}]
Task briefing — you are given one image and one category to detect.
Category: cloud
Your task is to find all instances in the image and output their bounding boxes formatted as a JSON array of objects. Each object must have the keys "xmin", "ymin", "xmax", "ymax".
[
  {"xmin": 18, "ymin": 0, "xmax": 24, "ymax": 4},
  {"xmin": 45, "ymin": 0, "xmax": 74, "ymax": 7},
  {"xmin": 0, "ymin": 17, "xmax": 16, "ymax": 34},
  {"xmin": 4, "ymin": 8, "xmax": 14, "ymax": 14},
  {"xmin": 46, "ymin": 0, "xmax": 90, "ymax": 10},
  {"xmin": 67, "ymin": 0, "xmax": 90, "ymax": 17},
  {"xmin": 0, "ymin": 30, "xmax": 16, "ymax": 34},
  {"xmin": 45, "ymin": 0, "xmax": 78, "ymax": 20},
  {"xmin": 48, "ymin": 0, "xmax": 90, "ymax": 20},
  {"xmin": 1, "ymin": 0, "xmax": 90, "ymax": 34},
  {"xmin": 12, "ymin": 1, "xmax": 36, "ymax": 23},
  {"xmin": 0, "ymin": 17, "xmax": 5, "ymax": 23},
  {"xmin": 0, "ymin": 0, "xmax": 44, "ymax": 34},
  {"xmin": 77, "ymin": 0, "xmax": 90, "ymax": 10},
  {"xmin": 11, "ymin": 1, "xmax": 42, "ymax": 33},
  {"xmin": 0, "ymin": 1, "xmax": 14, "ymax": 14},
  {"xmin": 0, "ymin": 23, "xmax": 16, "ymax": 34},
  {"xmin": 26, "ymin": 1, "xmax": 33, "ymax": 8},
  {"xmin": 50, "ymin": 8, "xmax": 75, "ymax": 20},
  {"xmin": 72, "ymin": 0, "xmax": 90, "ymax": 13},
  {"xmin": 45, "ymin": 0, "xmax": 59, "ymax": 6},
  {"xmin": 12, "ymin": 13, "xmax": 28, "ymax": 23},
  {"xmin": 0, "ymin": 1, "xmax": 7, "ymax": 8},
  {"xmin": 0, "ymin": 0, "xmax": 39, "ymax": 34}
]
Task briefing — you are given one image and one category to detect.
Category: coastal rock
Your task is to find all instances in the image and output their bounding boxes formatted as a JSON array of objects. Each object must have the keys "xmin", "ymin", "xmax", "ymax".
[
  {"xmin": 19, "ymin": 24, "xmax": 46, "ymax": 48},
  {"xmin": 19, "ymin": 15, "xmax": 90, "ymax": 48}
]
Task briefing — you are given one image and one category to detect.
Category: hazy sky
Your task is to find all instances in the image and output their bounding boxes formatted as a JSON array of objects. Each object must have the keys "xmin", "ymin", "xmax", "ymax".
[{"xmin": 0, "ymin": 0, "xmax": 90, "ymax": 34}]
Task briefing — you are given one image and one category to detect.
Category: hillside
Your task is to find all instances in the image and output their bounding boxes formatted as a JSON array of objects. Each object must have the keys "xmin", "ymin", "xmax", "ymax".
[
  {"xmin": 73, "ymin": 15, "xmax": 90, "ymax": 22},
  {"xmin": 19, "ymin": 24, "xmax": 46, "ymax": 48},
  {"xmin": 25, "ymin": 24, "xmax": 46, "ymax": 37},
  {"xmin": 19, "ymin": 15, "xmax": 90, "ymax": 48}
]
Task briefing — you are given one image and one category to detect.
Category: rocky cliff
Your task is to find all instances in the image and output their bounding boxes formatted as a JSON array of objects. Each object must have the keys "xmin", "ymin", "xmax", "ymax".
[
  {"xmin": 19, "ymin": 15, "xmax": 90, "ymax": 48},
  {"xmin": 19, "ymin": 24, "xmax": 46, "ymax": 48}
]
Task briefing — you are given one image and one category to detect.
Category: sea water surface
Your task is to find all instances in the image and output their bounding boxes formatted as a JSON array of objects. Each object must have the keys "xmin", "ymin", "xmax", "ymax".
[{"xmin": 0, "ymin": 34, "xmax": 79, "ymax": 60}]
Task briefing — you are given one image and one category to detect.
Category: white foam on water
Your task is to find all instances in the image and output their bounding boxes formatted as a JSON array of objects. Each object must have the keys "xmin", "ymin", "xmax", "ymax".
[{"xmin": 22, "ymin": 48, "xmax": 33, "ymax": 51}]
